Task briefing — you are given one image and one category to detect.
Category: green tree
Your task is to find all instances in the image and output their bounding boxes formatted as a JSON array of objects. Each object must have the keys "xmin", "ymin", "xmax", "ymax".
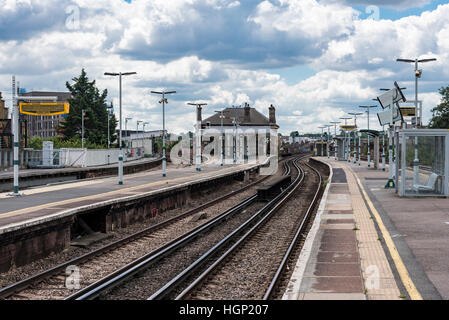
[
  {"xmin": 429, "ymin": 85, "xmax": 449, "ymax": 128},
  {"xmin": 58, "ymin": 69, "xmax": 118, "ymax": 146},
  {"xmin": 290, "ymin": 131, "xmax": 299, "ymax": 137}
]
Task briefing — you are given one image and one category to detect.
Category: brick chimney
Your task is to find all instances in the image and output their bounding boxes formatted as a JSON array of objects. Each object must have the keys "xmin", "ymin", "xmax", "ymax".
[
  {"xmin": 244, "ymin": 103, "xmax": 250, "ymax": 123},
  {"xmin": 269, "ymin": 104, "xmax": 276, "ymax": 124}
]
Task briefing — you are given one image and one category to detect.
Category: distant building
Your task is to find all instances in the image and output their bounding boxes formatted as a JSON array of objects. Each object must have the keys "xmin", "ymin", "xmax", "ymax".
[
  {"xmin": 200, "ymin": 104, "xmax": 279, "ymax": 162},
  {"xmin": 0, "ymin": 92, "xmax": 12, "ymax": 148},
  {"xmin": 19, "ymin": 91, "xmax": 71, "ymax": 139}
]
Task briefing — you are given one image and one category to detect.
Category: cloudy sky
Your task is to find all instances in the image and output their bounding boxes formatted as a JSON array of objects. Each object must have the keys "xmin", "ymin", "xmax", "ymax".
[{"xmin": 1, "ymin": 0, "xmax": 448, "ymax": 135}]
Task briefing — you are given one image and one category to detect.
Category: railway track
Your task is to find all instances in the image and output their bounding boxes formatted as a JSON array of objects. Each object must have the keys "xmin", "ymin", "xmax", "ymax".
[
  {"xmin": 148, "ymin": 157, "xmax": 323, "ymax": 300},
  {"xmin": 0, "ymin": 160, "xmax": 291, "ymax": 300},
  {"xmin": 61, "ymin": 156, "xmax": 303, "ymax": 300}
]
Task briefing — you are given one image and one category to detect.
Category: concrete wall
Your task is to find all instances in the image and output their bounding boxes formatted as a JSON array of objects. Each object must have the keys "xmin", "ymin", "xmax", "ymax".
[{"xmin": 59, "ymin": 148, "xmax": 145, "ymax": 167}]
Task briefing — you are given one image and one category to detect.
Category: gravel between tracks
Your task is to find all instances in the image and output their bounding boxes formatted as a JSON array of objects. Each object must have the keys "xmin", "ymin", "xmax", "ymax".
[
  {"xmin": 186, "ymin": 160, "xmax": 322, "ymax": 300},
  {"xmin": 0, "ymin": 172, "xmax": 262, "ymax": 291},
  {"xmin": 2, "ymin": 160, "xmax": 288, "ymax": 300}
]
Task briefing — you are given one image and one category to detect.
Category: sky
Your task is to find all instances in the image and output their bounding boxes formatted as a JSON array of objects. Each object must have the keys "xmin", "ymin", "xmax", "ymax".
[{"xmin": 0, "ymin": 0, "xmax": 448, "ymax": 135}]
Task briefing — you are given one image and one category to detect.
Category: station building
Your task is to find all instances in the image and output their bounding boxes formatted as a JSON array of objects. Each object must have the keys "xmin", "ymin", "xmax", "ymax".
[{"xmin": 200, "ymin": 104, "xmax": 279, "ymax": 163}]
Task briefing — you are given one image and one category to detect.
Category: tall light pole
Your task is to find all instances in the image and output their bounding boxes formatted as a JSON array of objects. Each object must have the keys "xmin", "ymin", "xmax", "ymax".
[
  {"xmin": 151, "ymin": 90, "xmax": 176, "ymax": 177},
  {"xmin": 215, "ymin": 110, "xmax": 225, "ymax": 166},
  {"xmin": 142, "ymin": 121, "xmax": 149, "ymax": 147},
  {"xmin": 330, "ymin": 121, "xmax": 341, "ymax": 160},
  {"xmin": 348, "ymin": 112, "xmax": 363, "ymax": 164},
  {"xmin": 104, "ymin": 71, "xmax": 137, "ymax": 185},
  {"xmin": 318, "ymin": 126, "xmax": 326, "ymax": 157},
  {"xmin": 137, "ymin": 120, "xmax": 143, "ymax": 149},
  {"xmin": 397, "ymin": 57, "xmax": 436, "ymax": 186},
  {"xmin": 340, "ymin": 117, "xmax": 351, "ymax": 161},
  {"xmin": 359, "ymin": 106, "xmax": 377, "ymax": 168},
  {"xmin": 11, "ymin": 76, "xmax": 18, "ymax": 196},
  {"xmin": 125, "ymin": 117, "xmax": 132, "ymax": 149},
  {"xmin": 81, "ymin": 109, "xmax": 86, "ymax": 149},
  {"xmin": 188, "ymin": 102, "xmax": 207, "ymax": 171},
  {"xmin": 325, "ymin": 125, "xmax": 332, "ymax": 159},
  {"xmin": 107, "ymin": 102, "xmax": 113, "ymax": 149}
]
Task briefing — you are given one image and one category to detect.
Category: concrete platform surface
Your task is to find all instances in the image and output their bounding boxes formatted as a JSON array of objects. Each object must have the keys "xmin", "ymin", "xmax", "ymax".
[
  {"xmin": 283, "ymin": 158, "xmax": 405, "ymax": 300},
  {"xmin": 0, "ymin": 162, "xmax": 259, "ymax": 233}
]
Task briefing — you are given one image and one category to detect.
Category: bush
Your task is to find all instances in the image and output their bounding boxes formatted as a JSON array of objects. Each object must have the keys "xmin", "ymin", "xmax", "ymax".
[{"xmin": 28, "ymin": 136, "xmax": 108, "ymax": 150}]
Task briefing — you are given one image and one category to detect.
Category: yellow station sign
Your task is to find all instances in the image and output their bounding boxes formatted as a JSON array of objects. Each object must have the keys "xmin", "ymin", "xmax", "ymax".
[
  {"xmin": 20, "ymin": 102, "xmax": 70, "ymax": 116},
  {"xmin": 400, "ymin": 107, "xmax": 416, "ymax": 117},
  {"xmin": 340, "ymin": 124, "xmax": 357, "ymax": 131}
]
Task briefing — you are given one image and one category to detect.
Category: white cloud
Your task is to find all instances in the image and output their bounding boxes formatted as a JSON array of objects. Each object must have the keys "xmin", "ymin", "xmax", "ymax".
[{"xmin": 0, "ymin": 0, "xmax": 448, "ymax": 136}]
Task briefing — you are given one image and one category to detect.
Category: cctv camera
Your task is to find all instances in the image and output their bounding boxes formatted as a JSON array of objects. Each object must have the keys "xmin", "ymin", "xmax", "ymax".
[{"xmin": 415, "ymin": 69, "xmax": 422, "ymax": 78}]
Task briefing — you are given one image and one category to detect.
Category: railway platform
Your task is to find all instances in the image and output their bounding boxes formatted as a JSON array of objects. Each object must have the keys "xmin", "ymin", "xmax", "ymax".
[
  {"xmin": 0, "ymin": 161, "xmax": 264, "ymax": 272},
  {"xmin": 283, "ymin": 157, "xmax": 445, "ymax": 300}
]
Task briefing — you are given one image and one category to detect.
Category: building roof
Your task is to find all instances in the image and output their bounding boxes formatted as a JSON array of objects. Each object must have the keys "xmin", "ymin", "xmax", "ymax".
[
  {"xmin": 202, "ymin": 107, "xmax": 278, "ymax": 128},
  {"xmin": 20, "ymin": 91, "xmax": 71, "ymax": 102}
]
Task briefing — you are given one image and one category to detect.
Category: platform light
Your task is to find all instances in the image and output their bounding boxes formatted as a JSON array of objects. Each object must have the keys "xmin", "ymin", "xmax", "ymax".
[{"xmin": 104, "ymin": 71, "xmax": 137, "ymax": 185}]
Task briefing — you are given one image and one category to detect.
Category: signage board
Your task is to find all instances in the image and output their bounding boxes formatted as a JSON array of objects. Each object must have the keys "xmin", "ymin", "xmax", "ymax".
[
  {"xmin": 377, "ymin": 104, "xmax": 403, "ymax": 126},
  {"xmin": 340, "ymin": 125, "xmax": 357, "ymax": 131},
  {"xmin": 377, "ymin": 81, "xmax": 406, "ymax": 109},
  {"xmin": 399, "ymin": 107, "xmax": 416, "ymax": 117},
  {"xmin": 19, "ymin": 102, "xmax": 69, "ymax": 116}
]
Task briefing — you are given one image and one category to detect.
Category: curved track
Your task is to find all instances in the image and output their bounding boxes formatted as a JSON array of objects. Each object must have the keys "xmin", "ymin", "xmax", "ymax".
[
  {"xmin": 167, "ymin": 158, "xmax": 323, "ymax": 300},
  {"xmin": 67, "ymin": 157, "xmax": 302, "ymax": 300},
  {"xmin": 0, "ymin": 162, "xmax": 284, "ymax": 300}
]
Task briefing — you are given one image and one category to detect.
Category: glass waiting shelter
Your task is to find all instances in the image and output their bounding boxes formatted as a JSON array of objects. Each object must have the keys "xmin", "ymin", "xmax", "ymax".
[{"xmin": 396, "ymin": 129, "xmax": 449, "ymax": 197}]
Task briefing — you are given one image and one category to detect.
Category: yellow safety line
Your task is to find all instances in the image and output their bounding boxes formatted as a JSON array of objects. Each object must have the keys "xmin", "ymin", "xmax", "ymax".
[
  {"xmin": 351, "ymin": 169, "xmax": 423, "ymax": 300},
  {"xmin": 0, "ymin": 164, "xmax": 248, "ymax": 220}
]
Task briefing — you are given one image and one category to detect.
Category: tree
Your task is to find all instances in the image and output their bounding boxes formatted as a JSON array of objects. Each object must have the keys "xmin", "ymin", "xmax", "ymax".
[
  {"xmin": 58, "ymin": 69, "xmax": 117, "ymax": 146},
  {"xmin": 290, "ymin": 131, "xmax": 299, "ymax": 137},
  {"xmin": 428, "ymin": 85, "xmax": 449, "ymax": 128}
]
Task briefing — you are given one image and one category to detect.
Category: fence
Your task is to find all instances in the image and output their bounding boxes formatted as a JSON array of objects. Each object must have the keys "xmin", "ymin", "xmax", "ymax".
[{"xmin": 0, "ymin": 147, "xmax": 145, "ymax": 169}]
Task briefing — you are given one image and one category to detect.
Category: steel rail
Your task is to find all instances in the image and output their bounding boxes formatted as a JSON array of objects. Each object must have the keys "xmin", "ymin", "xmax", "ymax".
[
  {"xmin": 69, "ymin": 158, "xmax": 298, "ymax": 300},
  {"xmin": 0, "ymin": 163, "xmax": 279, "ymax": 300},
  {"xmin": 263, "ymin": 160, "xmax": 323, "ymax": 300},
  {"xmin": 159, "ymin": 157, "xmax": 307, "ymax": 300}
]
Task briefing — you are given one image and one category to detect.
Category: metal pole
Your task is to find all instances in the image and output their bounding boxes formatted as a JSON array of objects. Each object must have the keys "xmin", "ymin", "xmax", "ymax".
[
  {"xmin": 107, "ymin": 106, "xmax": 110, "ymax": 149},
  {"xmin": 82, "ymin": 109, "xmax": 85, "ymax": 149},
  {"xmin": 413, "ymin": 60, "xmax": 420, "ymax": 185},
  {"xmin": 382, "ymin": 125, "xmax": 386, "ymax": 171},
  {"xmin": 357, "ymin": 131, "xmax": 360, "ymax": 166},
  {"xmin": 162, "ymin": 93, "xmax": 166, "ymax": 177},
  {"xmin": 12, "ymin": 76, "xmax": 19, "ymax": 195},
  {"xmin": 104, "ymin": 71, "xmax": 136, "ymax": 185},
  {"xmin": 118, "ymin": 73, "xmax": 123, "ymax": 185},
  {"xmin": 196, "ymin": 106, "xmax": 201, "ymax": 171}
]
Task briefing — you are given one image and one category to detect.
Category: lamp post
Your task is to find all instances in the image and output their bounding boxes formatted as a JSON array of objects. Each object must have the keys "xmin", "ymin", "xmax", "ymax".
[
  {"xmin": 104, "ymin": 71, "xmax": 137, "ymax": 185},
  {"xmin": 359, "ymin": 106, "xmax": 377, "ymax": 168},
  {"xmin": 318, "ymin": 126, "xmax": 326, "ymax": 157},
  {"xmin": 215, "ymin": 110, "xmax": 225, "ymax": 166},
  {"xmin": 81, "ymin": 109, "xmax": 86, "ymax": 149},
  {"xmin": 348, "ymin": 112, "xmax": 363, "ymax": 165},
  {"xmin": 340, "ymin": 117, "xmax": 351, "ymax": 161},
  {"xmin": 325, "ymin": 125, "xmax": 332, "ymax": 159},
  {"xmin": 188, "ymin": 102, "xmax": 207, "ymax": 171},
  {"xmin": 142, "ymin": 121, "xmax": 149, "ymax": 148},
  {"xmin": 125, "ymin": 117, "xmax": 132, "ymax": 149},
  {"xmin": 330, "ymin": 121, "xmax": 341, "ymax": 160},
  {"xmin": 397, "ymin": 57, "xmax": 436, "ymax": 186},
  {"xmin": 137, "ymin": 120, "xmax": 143, "ymax": 150},
  {"xmin": 107, "ymin": 102, "xmax": 113, "ymax": 149},
  {"xmin": 151, "ymin": 90, "xmax": 176, "ymax": 177}
]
